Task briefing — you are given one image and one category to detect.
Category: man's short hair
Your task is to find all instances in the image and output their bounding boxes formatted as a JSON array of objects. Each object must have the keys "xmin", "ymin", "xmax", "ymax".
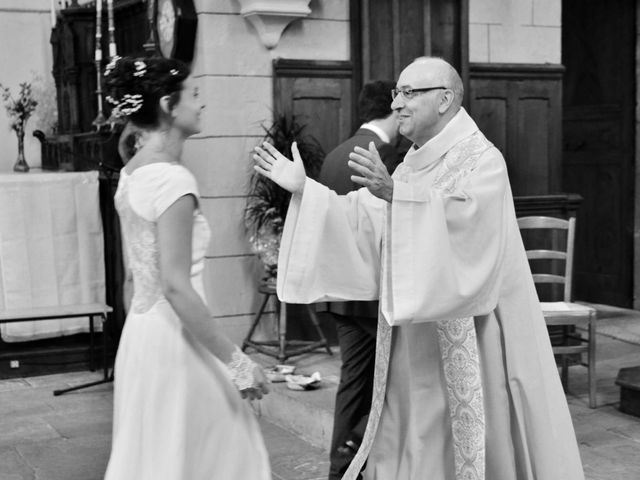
[{"xmin": 358, "ymin": 80, "xmax": 395, "ymax": 123}]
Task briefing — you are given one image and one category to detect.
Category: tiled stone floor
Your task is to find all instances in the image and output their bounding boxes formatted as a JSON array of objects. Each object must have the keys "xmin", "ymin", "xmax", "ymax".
[
  {"xmin": 1, "ymin": 304, "xmax": 640, "ymax": 480},
  {"xmin": 565, "ymin": 334, "xmax": 640, "ymax": 480},
  {"xmin": 0, "ymin": 372, "xmax": 328, "ymax": 480}
]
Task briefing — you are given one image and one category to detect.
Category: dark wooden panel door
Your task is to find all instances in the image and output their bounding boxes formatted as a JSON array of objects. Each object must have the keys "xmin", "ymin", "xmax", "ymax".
[
  {"xmin": 273, "ymin": 60, "xmax": 353, "ymax": 154},
  {"xmin": 469, "ymin": 64, "xmax": 563, "ymax": 196},
  {"xmin": 562, "ymin": 0, "xmax": 635, "ymax": 307}
]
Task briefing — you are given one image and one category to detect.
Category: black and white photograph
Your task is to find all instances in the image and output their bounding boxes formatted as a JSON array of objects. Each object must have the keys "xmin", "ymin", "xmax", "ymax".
[{"xmin": 0, "ymin": 1, "xmax": 639, "ymax": 479}]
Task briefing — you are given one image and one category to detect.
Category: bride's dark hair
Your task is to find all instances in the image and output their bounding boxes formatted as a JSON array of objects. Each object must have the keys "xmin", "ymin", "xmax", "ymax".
[{"xmin": 104, "ymin": 56, "xmax": 190, "ymax": 128}]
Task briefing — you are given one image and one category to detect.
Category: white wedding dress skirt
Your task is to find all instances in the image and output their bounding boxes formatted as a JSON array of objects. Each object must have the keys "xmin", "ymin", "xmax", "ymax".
[{"xmin": 105, "ymin": 164, "xmax": 270, "ymax": 480}]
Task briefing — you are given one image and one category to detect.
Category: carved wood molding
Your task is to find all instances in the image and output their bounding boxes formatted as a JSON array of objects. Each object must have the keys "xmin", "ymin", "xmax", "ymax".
[
  {"xmin": 470, "ymin": 63, "xmax": 565, "ymax": 80},
  {"xmin": 273, "ymin": 59, "xmax": 352, "ymax": 78}
]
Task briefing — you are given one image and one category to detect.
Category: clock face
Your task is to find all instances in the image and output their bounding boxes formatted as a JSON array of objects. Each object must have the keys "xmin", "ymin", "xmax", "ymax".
[
  {"xmin": 157, "ymin": 0, "xmax": 176, "ymax": 57},
  {"xmin": 154, "ymin": 0, "xmax": 197, "ymax": 62}
]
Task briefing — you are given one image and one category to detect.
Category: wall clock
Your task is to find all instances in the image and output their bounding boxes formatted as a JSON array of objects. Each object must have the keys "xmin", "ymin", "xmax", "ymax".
[{"xmin": 154, "ymin": 0, "xmax": 197, "ymax": 63}]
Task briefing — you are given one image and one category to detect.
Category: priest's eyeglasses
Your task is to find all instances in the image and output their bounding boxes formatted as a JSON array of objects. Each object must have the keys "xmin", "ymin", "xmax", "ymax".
[{"xmin": 391, "ymin": 86, "xmax": 447, "ymax": 100}]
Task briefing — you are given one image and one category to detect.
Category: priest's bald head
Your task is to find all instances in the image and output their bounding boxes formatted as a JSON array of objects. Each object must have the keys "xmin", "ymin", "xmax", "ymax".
[{"xmin": 391, "ymin": 57, "xmax": 464, "ymax": 148}]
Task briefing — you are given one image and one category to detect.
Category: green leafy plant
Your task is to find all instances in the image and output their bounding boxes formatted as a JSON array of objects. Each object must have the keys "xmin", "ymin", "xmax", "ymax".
[{"xmin": 245, "ymin": 113, "xmax": 325, "ymax": 280}]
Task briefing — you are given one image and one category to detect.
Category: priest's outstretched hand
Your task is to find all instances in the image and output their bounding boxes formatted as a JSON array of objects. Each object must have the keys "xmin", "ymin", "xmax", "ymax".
[
  {"xmin": 348, "ymin": 141, "xmax": 394, "ymax": 202},
  {"xmin": 253, "ymin": 141, "xmax": 306, "ymax": 194}
]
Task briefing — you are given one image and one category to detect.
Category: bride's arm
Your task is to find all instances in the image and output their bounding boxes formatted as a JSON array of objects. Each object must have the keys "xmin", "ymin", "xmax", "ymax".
[{"xmin": 157, "ymin": 195, "xmax": 269, "ymax": 399}]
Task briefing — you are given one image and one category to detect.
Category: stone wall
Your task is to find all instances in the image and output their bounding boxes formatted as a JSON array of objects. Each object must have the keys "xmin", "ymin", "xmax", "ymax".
[
  {"xmin": 190, "ymin": 0, "xmax": 565, "ymax": 339},
  {"xmin": 0, "ymin": 0, "xmax": 567, "ymax": 338},
  {"xmin": 189, "ymin": 0, "xmax": 349, "ymax": 342},
  {"xmin": 0, "ymin": 0, "xmax": 349, "ymax": 342},
  {"xmin": 470, "ymin": 0, "xmax": 561, "ymax": 63},
  {"xmin": 0, "ymin": 0, "xmax": 56, "ymax": 172}
]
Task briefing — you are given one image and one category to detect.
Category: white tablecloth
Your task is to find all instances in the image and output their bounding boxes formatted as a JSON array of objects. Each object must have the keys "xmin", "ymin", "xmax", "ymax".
[{"xmin": 0, "ymin": 171, "xmax": 105, "ymax": 342}]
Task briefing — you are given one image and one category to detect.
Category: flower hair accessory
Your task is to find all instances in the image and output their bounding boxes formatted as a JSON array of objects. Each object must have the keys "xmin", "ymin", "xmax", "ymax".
[
  {"xmin": 106, "ymin": 93, "xmax": 143, "ymax": 118},
  {"xmin": 133, "ymin": 60, "xmax": 147, "ymax": 77},
  {"xmin": 103, "ymin": 55, "xmax": 121, "ymax": 77},
  {"xmin": 170, "ymin": 69, "xmax": 179, "ymax": 76}
]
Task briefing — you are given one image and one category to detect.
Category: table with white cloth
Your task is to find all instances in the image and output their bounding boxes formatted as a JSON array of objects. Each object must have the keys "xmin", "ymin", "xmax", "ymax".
[{"xmin": 0, "ymin": 171, "xmax": 105, "ymax": 342}]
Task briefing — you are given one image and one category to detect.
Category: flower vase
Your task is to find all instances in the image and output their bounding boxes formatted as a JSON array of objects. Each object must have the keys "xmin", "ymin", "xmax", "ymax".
[{"xmin": 13, "ymin": 126, "xmax": 29, "ymax": 172}]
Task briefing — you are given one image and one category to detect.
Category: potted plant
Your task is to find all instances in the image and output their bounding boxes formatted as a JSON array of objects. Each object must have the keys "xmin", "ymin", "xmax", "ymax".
[{"xmin": 244, "ymin": 113, "xmax": 325, "ymax": 284}]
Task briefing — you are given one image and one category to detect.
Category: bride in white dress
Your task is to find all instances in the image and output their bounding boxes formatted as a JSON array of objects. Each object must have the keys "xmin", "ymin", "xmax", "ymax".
[{"xmin": 103, "ymin": 56, "xmax": 271, "ymax": 480}]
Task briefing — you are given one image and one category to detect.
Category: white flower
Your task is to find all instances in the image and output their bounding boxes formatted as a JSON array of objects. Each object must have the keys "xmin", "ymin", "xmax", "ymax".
[
  {"xmin": 109, "ymin": 93, "xmax": 144, "ymax": 118},
  {"xmin": 103, "ymin": 55, "xmax": 121, "ymax": 76},
  {"xmin": 133, "ymin": 60, "xmax": 147, "ymax": 77}
]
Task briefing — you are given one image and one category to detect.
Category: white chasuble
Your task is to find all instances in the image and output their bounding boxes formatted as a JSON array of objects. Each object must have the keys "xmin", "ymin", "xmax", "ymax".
[{"xmin": 277, "ymin": 108, "xmax": 585, "ymax": 480}]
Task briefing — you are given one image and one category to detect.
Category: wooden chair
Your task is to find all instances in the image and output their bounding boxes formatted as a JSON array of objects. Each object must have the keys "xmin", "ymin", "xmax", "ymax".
[{"xmin": 517, "ymin": 216, "xmax": 597, "ymax": 408}]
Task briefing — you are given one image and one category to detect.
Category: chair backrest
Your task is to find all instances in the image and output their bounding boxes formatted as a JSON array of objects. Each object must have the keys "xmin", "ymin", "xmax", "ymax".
[{"xmin": 517, "ymin": 216, "xmax": 576, "ymax": 302}]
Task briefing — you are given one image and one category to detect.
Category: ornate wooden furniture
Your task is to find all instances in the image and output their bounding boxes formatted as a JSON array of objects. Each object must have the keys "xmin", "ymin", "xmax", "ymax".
[{"xmin": 50, "ymin": 0, "xmax": 148, "ymax": 134}]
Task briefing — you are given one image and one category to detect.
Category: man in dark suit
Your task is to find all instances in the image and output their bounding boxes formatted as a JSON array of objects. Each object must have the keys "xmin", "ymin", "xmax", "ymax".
[
  {"xmin": 320, "ymin": 81, "xmax": 401, "ymax": 195},
  {"xmin": 318, "ymin": 80, "xmax": 400, "ymax": 480}
]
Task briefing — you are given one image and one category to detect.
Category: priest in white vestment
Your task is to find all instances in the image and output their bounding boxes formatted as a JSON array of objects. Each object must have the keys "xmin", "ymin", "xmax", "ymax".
[{"xmin": 253, "ymin": 57, "xmax": 585, "ymax": 480}]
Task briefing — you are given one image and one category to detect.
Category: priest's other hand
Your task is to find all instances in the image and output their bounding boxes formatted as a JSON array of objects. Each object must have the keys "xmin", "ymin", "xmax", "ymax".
[
  {"xmin": 253, "ymin": 141, "xmax": 306, "ymax": 194},
  {"xmin": 349, "ymin": 142, "xmax": 394, "ymax": 202}
]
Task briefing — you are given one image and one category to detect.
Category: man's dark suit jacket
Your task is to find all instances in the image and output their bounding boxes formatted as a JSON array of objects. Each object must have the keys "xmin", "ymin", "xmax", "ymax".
[
  {"xmin": 317, "ymin": 127, "xmax": 400, "ymax": 318},
  {"xmin": 319, "ymin": 128, "xmax": 401, "ymax": 195}
]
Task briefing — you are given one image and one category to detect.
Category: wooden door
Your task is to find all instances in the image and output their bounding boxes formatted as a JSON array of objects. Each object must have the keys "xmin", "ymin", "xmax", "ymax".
[
  {"xmin": 273, "ymin": 60, "xmax": 353, "ymax": 154},
  {"xmin": 469, "ymin": 64, "xmax": 563, "ymax": 196},
  {"xmin": 351, "ymin": 0, "xmax": 469, "ymax": 115},
  {"xmin": 562, "ymin": 0, "xmax": 635, "ymax": 306}
]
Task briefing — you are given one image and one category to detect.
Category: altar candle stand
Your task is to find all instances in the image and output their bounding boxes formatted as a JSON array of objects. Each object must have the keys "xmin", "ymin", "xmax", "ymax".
[
  {"xmin": 104, "ymin": 0, "xmax": 121, "ymax": 127},
  {"xmin": 50, "ymin": 0, "xmax": 57, "ymax": 28},
  {"xmin": 107, "ymin": 0, "xmax": 117, "ymax": 58},
  {"xmin": 92, "ymin": 0, "xmax": 106, "ymax": 129}
]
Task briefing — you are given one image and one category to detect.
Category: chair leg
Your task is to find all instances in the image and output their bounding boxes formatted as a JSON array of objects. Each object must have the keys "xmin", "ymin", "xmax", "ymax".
[
  {"xmin": 588, "ymin": 311, "xmax": 597, "ymax": 408},
  {"xmin": 102, "ymin": 313, "xmax": 109, "ymax": 380},
  {"xmin": 88, "ymin": 314, "xmax": 95, "ymax": 372},
  {"xmin": 274, "ymin": 298, "xmax": 281, "ymax": 348},
  {"xmin": 242, "ymin": 293, "xmax": 271, "ymax": 351},
  {"xmin": 278, "ymin": 300, "xmax": 287, "ymax": 363}
]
